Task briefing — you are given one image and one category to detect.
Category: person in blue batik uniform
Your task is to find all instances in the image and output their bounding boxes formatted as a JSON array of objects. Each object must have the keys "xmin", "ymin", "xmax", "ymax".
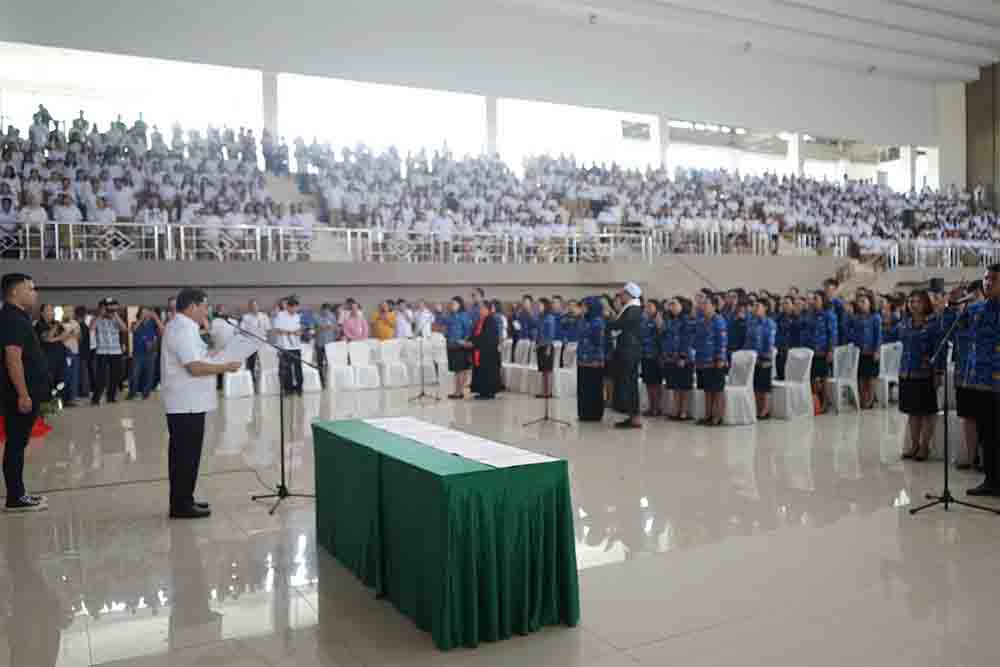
[
  {"xmin": 898, "ymin": 290, "xmax": 942, "ymax": 462},
  {"xmin": 774, "ymin": 296, "xmax": 801, "ymax": 381},
  {"xmin": 849, "ymin": 294, "xmax": 882, "ymax": 409},
  {"xmin": 804, "ymin": 291, "xmax": 838, "ymax": 413},
  {"xmin": 576, "ymin": 296, "xmax": 606, "ymax": 422},
  {"xmin": 661, "ymin": 298, "xmax": 680, "ymax": 419},
  {"xmin": 695, "ymin": 295, "xmax": 728, "ymax": 426},
  {"xmin": 535, "ymin": 298, "xmax": 559, "ymax": 399},
  {"xmin": 439, "ymin": 296, "xmax": 472, "ymax": 399},
  {"xmin": 514, "ymin": 295, "xmax": 538, "ymax": 348},
  {"xmin": 965, "ymin": 267, "xmax": 1000, "ymax": 496},
  {"xmin": 952, "ymin": 281, "xmax": 985, "ymax": 470},
  {"xmin": 640, "ymin": 300, "xmax": 664, "ymax": 416},
  {"xmin": 744, "ymin": 301, "xmax": 776, "ymax": 419},
  {"xmin": 670, "ymin": 298, "xmax": 697, "ymax": 421},
  {"xmin": 881, "ymin": 299, "xmax": 901, "ymax": 344}
]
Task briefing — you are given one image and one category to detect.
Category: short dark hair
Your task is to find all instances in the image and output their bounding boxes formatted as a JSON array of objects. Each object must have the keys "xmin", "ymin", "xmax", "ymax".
[
  {"xmin": 987, "ymin": 264, "xmax": 1000, "ymax": 274},
  {"xmin": 176, "ymin": 288, "xmax": 208, "ymax": 312},
  {"xmin": 475, "ymin": 287, "xmax": 485, "ymax": 298},
  {"xmin": 1, "ymin": 272, "xmax": 31, "ymax": 297}
]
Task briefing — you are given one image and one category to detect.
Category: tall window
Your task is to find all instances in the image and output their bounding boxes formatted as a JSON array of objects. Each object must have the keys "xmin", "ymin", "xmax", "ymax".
[
  {"xmin": 498, "ymin": 99, "xmax": 660, "ymax": 176},
  {"xmin": 278, "ymin": 74, "xmax": 486, "ymax": 164},
  {"xmin": 0, "ymin": 41, "xmax": 261, "ymax": 137}
]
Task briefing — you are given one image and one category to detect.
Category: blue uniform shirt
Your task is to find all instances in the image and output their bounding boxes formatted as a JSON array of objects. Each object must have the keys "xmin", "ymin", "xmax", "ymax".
[
  {"xmin": 804, "ymin": 309, "xmax": 838, "ymax": 354},
  {"xmin": 882, "ymin": 313, "xmax": 900, "ymax": 344},
  {"xmin": 677, "ymin": 315, "xmax": 697, "ymax": 362},
  {"xmin": 516, "ymin": 310, "xmax": 538, "ymax": 341},
  {"xmin": 898, "ymin": 316, "xmax": 943, "ymax": 379},
  {"xmin": 661, "ymin": 317, "xmax": 679, "ymax": 359},
  {"xmin": 953, "ymin": 303, "xmax": 981, "ymax": 388},
  {"xmin": 444, "ymin": 313, "xmax": 471, "ymax": 344},
  {"xmin": 963, "ymin": 300, "xmax": 1000, "ymax": 392},
  {"xmin": 536, "ymin": 312, "xmax": 558, "ymax": 345},
  {"xmin": 577, "ymin": 317, "xmax": 606, "ymax": 364},
  {"xmin": 559, "ymin": 314, "xmax": 580, "ymax": 343},
  {"xmin": 640, "ymin": 314, "xmax": 659, "ymax": 358},
  {"xmin": 744, "ymin": 315, "xmax": 776, "ymax": 363},
  {"xmin": 849, "ymin": 313, "xmax": 882, "ymax": 355},
  {"xmin": 775, "ymin": 314, "xmax": 801, "ymax": 350},
  {"xmin": 694, "ymin": 314, "xmax": 728, "ymax": 367}
]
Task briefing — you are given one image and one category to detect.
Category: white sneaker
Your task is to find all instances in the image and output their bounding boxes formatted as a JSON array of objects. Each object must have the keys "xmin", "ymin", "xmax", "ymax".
[{"xmin": 4, "ymin": 495, "xmax": 48, "ymax": 512}]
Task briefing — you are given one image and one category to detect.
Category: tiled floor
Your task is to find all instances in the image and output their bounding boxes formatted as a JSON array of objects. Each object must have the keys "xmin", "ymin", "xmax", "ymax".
[{"xmin": 2, "ymin": 388, "xmax": 999, "ymax": 666}]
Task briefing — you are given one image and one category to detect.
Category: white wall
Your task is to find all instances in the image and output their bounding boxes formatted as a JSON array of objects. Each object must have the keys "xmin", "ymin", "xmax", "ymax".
[{"xmin": 0, "ymin": 0, "xmax": 938, "ymax": 147}]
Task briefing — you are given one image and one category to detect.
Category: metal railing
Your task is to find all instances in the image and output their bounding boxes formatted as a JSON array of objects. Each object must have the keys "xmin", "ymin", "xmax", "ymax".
[{"xmin": 5, "ymin": 220, "xmax": 997, "ymax": 269}]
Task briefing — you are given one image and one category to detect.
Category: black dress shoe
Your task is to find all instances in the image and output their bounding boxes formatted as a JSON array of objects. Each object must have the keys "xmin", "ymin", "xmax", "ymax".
[
  {"xmin": 967, "ymin": 483, "xmax": 1000, "ymax": 497},
  {"xmin": 614, "ymin": 420, "xmax": 640, "ymax": 429},
  {"xmin": 170, "ymin": 506, "xmax": 212, "ymax": 519}
]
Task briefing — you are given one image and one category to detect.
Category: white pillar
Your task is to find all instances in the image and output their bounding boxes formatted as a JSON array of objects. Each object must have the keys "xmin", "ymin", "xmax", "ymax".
[
  {"xmin": 925, "ymin": 147, "xmax": 941, "ymax": 191},
  {"xmin": 933, "ymin": 82, "xmax": 967, "ymax": 191},
  {"xmin": 787, "ymin": 133, "xmax": 804, "ymax": 177},
  {"xmin": 486, "ymin": 96, "xmax": 498, "ymax": 158},
  {"xmin": 262, "ymin": 72, "xmax": 279, "ymax": 136},
  {"xmin": 900, "ymin": 145, "xmax": 916, "ymax": 192},
  {"xmin": 658, "ymin": 113, "xmax": 671, "ymax": 169}
]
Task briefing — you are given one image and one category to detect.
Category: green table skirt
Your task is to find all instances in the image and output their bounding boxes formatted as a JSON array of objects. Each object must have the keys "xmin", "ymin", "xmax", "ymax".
[{"xmin": 313, "ymin": 420, "xmax": 580, "ymax": 650}]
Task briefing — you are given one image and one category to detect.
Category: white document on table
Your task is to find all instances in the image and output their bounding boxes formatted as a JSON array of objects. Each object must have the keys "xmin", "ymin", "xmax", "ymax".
[{"xmin": 216, "ymin": 334, "xmax": 260, "ymax": 364}]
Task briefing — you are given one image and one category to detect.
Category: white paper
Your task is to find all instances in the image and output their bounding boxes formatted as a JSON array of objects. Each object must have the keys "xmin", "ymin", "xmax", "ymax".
[{"xmin": 216, "ymin": 334, "xmax": 259, "ymax": 364}]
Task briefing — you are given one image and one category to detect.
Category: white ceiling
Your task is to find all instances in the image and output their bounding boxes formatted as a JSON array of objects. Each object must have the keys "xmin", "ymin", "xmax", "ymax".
[{"xmin": 509, "ymin": 0, "xmax": 1000, "ymax": 82}]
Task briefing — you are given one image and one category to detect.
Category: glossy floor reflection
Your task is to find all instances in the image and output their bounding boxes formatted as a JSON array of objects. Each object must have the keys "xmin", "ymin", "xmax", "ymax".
[{"xmin": 2, "ymin": 389, "xmax": 999, "ymax": 666}]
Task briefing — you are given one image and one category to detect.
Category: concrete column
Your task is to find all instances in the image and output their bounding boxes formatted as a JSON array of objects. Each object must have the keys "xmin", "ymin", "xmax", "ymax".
[
  {"xmin": 934, "ymin": 82, "xmax": 966, "ymax": 191},
  {"xmin": 658, "ymin": 113, "xmax": 671, "ymax": 169},
  {"xmin": 900, "ymin": 145, "xmax": 916, "ymax": 192},
  {"xmin": 925, "ymin": 147, "xmax": 941, "ymax": 191},
  {"xmin": 262, "ymin": 72, "xmax": 279, "ymax": 136},
  {"xmin": 486, "ymin": 96, "xmax": 498, "ymax": 158},
  {"xmin": 787, "ymin": 133, "xmax": 803, "ymax": 177}
]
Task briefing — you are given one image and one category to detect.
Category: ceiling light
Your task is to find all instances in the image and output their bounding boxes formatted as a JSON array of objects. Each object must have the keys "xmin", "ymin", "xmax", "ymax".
[
  {"xmin": 721, "ymin": 126, "xmax": 732, "ymax": 133},
  {"xmin": 735, "ymin": 128, "xmax": 747, "ymax": 135}
]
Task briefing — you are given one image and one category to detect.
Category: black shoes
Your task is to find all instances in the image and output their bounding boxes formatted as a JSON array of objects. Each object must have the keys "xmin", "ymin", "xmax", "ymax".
[
  {"xmin": 614, "ymin": 419, "xmax": 641, "ymax": 429},
  {"xmin": 967, "ymin": 483, "xmax": 1000, "ymax": 498},
  {"xmin": 170, "ymin": 505, "xmax": 211, "ymax": 519},
  {"xmin": 4, "ymin": 495, "xmax": 48, "ymax": 513}
]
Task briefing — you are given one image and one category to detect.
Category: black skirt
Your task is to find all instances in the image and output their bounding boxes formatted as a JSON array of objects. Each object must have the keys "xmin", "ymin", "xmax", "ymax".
[
  {"xmin": 641, "ymin": 357, "xmax": 663, "ymax": 385},
  {"xmin": 671, "ymin": 363, "xmax": 695, "ymax": 390},
  {"xmin": 697, "ymin": 367, "xmax": 726, "ymax": 393},
  {"xmin": 613, "ymin": 359, "xmax": 640, "ymax": 416},
  {"xmin": 775, "ymin": 349, "xmax": 788, "ymax": 381},
  {"xmin": 899, "ymin": 377, "xmax": 938, "ymax": 416},
  {"xmin": 858, "ymin": 353, "xmax": 878, "ymax": 379},
  {"xmin": 753, "ymin": 365, "xmax": 773, "ymax": 393},
  {"xmin": 447, "ymin": 345, "xmax": 470, "ymax": 373},
  {"xmin": 811, "ymin": 355, "xmax": 829, "ymax": 380},
  {"xmin": 536, "ymin": 344, "xmax": 555, "ymax": 373},
  {"xmin": 956, "ymin": 386, "xmax": 988, "ymax": 419},
  {"xmin": 577, "ymin": 365, "xmax": 605, "ymax": 421}
]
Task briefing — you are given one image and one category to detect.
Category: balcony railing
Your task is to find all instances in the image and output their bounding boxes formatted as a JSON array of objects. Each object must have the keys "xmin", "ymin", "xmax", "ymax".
[{"xmin": 4, "ymin": 220, "xmax": 995, "ymax": 269}]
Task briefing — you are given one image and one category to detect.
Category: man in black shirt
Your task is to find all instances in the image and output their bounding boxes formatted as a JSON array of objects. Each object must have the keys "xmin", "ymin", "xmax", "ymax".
[{"xmin": 0, "ymin": 273, "xmax": 50, "ymax": 512}]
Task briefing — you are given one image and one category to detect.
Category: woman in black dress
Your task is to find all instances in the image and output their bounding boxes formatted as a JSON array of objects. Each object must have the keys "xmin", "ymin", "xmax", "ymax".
[
  {"xmin": 469, "ymin": 301, "xmax": 500, "ymax": 400},
  {"xmin": 34, "ymin": 303, "xmax": 67, "ymax": 400}
]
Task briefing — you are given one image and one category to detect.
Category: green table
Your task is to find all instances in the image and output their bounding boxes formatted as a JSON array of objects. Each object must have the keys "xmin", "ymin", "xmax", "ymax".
[{"xmin": 312, "ymin": 419, "xmax": 580, "ymax": 650}]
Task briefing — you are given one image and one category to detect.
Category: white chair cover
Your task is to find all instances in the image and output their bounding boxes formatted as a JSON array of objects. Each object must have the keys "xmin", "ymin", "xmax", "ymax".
[
  {"xmin": 723, "ymin": 350, "xmax": 758, "ymax": 425},
  {"xmin": 377, "ymin": 339, "xmax": 410, "ymax": 387},
  {"xmin": 772, "ymin": 348, "xmax": 814, "ymax": 419},
  {"xmin": 553, "ymin": 342, "xmax": 578, "ymax": 398},
  {"xmin": 298, "ymin": 344, "xmax": 322, "ymax": 393},
  {"xmin": 826, "ymin": 345, "xmax": 860, "ymax": 413},
  {"xmin": 257, "ymin": 345, "xmax": 282, "ymax": 396},
  {"xmin": 324, "ymin": 341, "xmax": 357, "ymax": 391},
  {"xmin": 402, "ymin": 338, "xmax": 436, "ymax": 386},
  {"xmin": 223, "ymin": 368, "xmax": 255, "ymax": 399},
  {"xmin": 348, "ymin": 341, "xmax": 381, "ymax": 390},
  {"xmin": 875, "ymin": 342, "xmax": 902, "ymax": 408}
]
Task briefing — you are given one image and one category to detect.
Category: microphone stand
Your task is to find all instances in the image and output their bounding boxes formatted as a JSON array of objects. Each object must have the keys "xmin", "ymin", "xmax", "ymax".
[
  {"xmin": 409, "ymin": 329, "xmax": 440, "ymax": 403},
  {"xmin": 910, "ymin": 307, "xmax": 1000, "ymax": 516},
  {"xmin": 220, "ymin": 317, "xmax": 319, "ymax": 515},
  {"xmin": 523, "ymin": 343, "xmax": 570, "ymax": 428}
]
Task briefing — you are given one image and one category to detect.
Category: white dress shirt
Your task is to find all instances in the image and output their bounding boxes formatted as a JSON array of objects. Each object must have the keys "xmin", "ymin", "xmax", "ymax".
[
  {"xmin": 161, "ymin": 313, "xmax": 218, "ymax": 415},
  {"xmin": 272, "ymin": 310, "xmax": 302, "ymax": 350}
]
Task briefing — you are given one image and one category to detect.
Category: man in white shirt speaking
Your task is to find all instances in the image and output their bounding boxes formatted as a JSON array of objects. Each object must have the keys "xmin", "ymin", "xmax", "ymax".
[
  {"xmin": 272, "ymin": 296, "xmax": 304, "ymax": 395},
  {"xmin": 161, "ymin": 288, "xmax": 241, "ymax": 519}
]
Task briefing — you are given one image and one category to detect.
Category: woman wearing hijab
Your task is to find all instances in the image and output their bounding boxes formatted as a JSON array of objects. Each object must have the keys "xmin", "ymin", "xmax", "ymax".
[
  {"xmin": 469, "ymin": 301, "xmax": 500, "ymax": 400},
  {"xmin": 608, "ymin": 282, "xmax": 644, "ymax": 429},
  {"xmin": 577, "ymin": 296, "xmax": 606, "ymax": 422}
]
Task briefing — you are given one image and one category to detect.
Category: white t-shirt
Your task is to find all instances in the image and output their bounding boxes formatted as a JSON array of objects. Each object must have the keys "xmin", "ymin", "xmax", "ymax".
[
  {"xmin": 239, "ymin": 312, "xmax": 270, "ymax": 339},
  {"xmin": 394, "ymin": 309, "xmax": 414, "ymax": 338},
  {"xmin": 161, "ymin": 313, "xmax": 218, "ymax": 415},
  {"xmin": 272, "ymin": 310, "xmax": 302, "ymax": 350}
]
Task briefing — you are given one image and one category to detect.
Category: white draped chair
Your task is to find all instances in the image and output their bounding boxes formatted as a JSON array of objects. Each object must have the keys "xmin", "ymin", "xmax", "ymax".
[
  {"xmin": 222, "ymin": 359, "xmax": 255, "ymax": 399},
  {"xmin": 256, "ymin": 345, "xmax": 282, "ymax": 396},
  {"xmin": 875, "ymin": 342, "xmax": 903, "ymax": 408},
  {"xmin": 723, "ymin": 350, "xmax": 758, "ymax": 426},
  {"xmin": 348, "ymin": 341, "xmax": 382, "ymax": 390},
  {"xmin": 503, "ymin": 339, "xmax": 534, "ymax": 392},
  {"xmin": 826, "ymin": 344, "xmax": 860, "ymax": 413},
  {"xmin": 324, "ymin": 341, "xmax": 357, "ymax": 391},
  {"xmin": 772, "ymin": 348, "xmax": 814, "ymax": 419},
  {"xmin": 553, "ymin": 342, "xmax": 578, "ymax": 398},
  {"xmin": 377, "ymin": 339, "xmax": 410, "ymax": 387},
  {"xmin": 402, "ymin": 338, "xmax": 436, "ymax": 386},
  {"xmin": 299, "ymin": 345, "xmax": 323, "ymax": 393}
]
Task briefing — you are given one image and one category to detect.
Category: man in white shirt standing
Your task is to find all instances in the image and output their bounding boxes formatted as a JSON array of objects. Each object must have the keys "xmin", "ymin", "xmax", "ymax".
[
  {"xmin": 161, "ymin": 288, "xmax": 241, "ymax": 519},
  {"xmin": 272, "ymin": 296, "xmax": 304, "ymax": 395},
  {"xmin": 239, "ymin": 299, "xmax": 269, "ymax": 386}
]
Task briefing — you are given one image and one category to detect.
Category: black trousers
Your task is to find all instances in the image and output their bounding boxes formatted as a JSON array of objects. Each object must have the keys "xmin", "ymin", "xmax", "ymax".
[
  {"xmin": 974, "ymin": 392, "xmax": 999, "ymax": 487},
  {"xmin": 2, "ymin": 401, "xmax": 40, "ymax": 502},
  {"xmin": 92, "ymin": 353, "xmax": 124, "ymax": 402},
  {"xmin": 167, "ymin": 412, "xmax": 206, "ymax": 511},
  {"xmin": 246, "ymin": 352, "xmax": 259, "ymax": 385},
  {"xmin": 280, "ymin": 350, "xmax": 303, "ymax": 392},
  {"xmin": 315, "ymin": 345, "xmax": 327, "ymax": 388}
]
